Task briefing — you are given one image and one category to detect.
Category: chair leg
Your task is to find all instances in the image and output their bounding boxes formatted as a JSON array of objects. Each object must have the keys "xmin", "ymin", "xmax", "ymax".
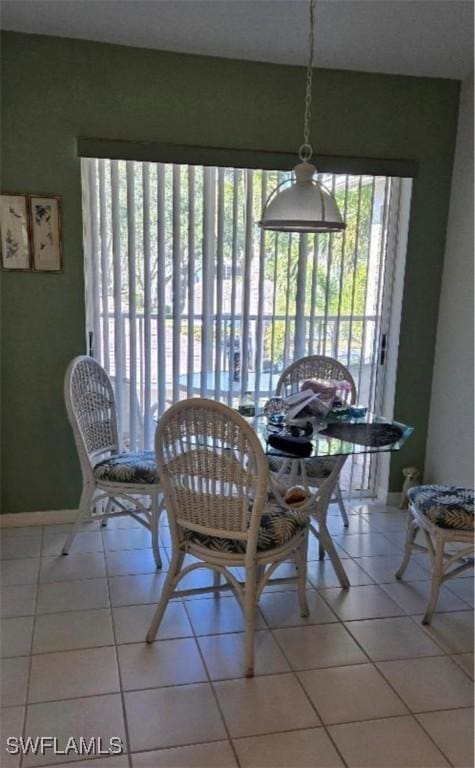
[
  {"xmin": 422, "ymin": 535, "xmax": 445, "ymax": 625},
  {"xmin": 256, "ymin": 564, "xmax": 266, "ymax": 582},
  {"xmin": 150, "ymin": 491, "xmax": 162, "ymax": 570},
  {"xmin": 317, "ymin": 504, "xmax": 327, "ymax": 561},
  {"xmin": 335, "ymin": 483, "xmax": 349, "ymax": 527},
  {"xmin": 244, "ymin": 562, "xmax": 257, "ymax": 678},
  {"xmin": 100, "ymin": 497, "xmax": 114, "ymax": 526},
  {"xmin": 213, "ymin": 570, "xmax": 221, "ymax": 596},
  {"xmin": 146, "ymin": 551, "xmax": 183, "ymax": 642},
  {"xmin": 395, "ymin": 518, "xmax": 419, "ymax": 580},
  {"xmin": 296, "ymin": 536, "xmax": 310, "ymax": 618},
  {"xmin": 62, "ymin": 486, "xmax": 94, "ymax": 555}
]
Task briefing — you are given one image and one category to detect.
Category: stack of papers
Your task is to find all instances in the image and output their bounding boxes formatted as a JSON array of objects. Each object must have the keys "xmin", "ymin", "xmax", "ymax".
[{"xmin": 284, "ymin": 389, "xmax": 333, "ymax": 421}]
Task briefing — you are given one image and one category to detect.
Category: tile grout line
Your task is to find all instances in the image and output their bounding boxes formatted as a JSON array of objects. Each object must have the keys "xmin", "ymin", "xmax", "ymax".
[
  {"xmin": 342, "ymin": 612, "xmax": 460, "ymax": 659},
  {"xmin": 3, "ymin": 509, "xmax": 472, "ymax": 767},
  {"xmin": 377, "ymin": 579, "xmax": 474, "ymax": 614},
  {"xmin": 266, "ymin": 546, "xmax": 470, "ymax": 766},
  {"xmin": 101, "ymin": 519, "xmax": 134, "ymax": 768},
  {"xmin": 405, "ymin": 611, "xmax": 471, "ymax": 658},
  {"xmin": 18, "ymin": 524, "xmax": 44, "ymax": 768},
  {"xmin": 372, "ymin": 659, "xmax": 467, "ymax": 767},
  {"xmin": 7, "ymin": 665, "xmax": 474, "ymax": 710},
  {"xmin": 16, "ymin": 709, "xmax": 475, "ymax": 768},
  {"xmin": 0, "ymin": 636, "xmax": 463, "ymax": 664},
  {"xmin": 413, "ymin": 709, "xmax": 473, "ymax": 768},
  {"xmin": 181, "ymin": 591, "xmax": 243, "ymax": 768},
  {"xmin": 8, "ymin": 682, "xmax": 474, "ymax": 732},
  {"xmin": 257, "ymin": 554, "xmax": 356, "ymax": 765},
  {"xmin": 3, "ymin": 572, "xmax": 472, "ymax": 650},
  {"xmin": 3, "ymin": 577, "xmax": 472, "ymax": 641},
  {"xmin": 324, "ymin": 577, "xmax": 472, "ymax": 619},
  {"xmin": 114, "ymin": 737, "xmax": 235, "ymax": 767},
  {"xmin": 7, "ymin": 546, "xmax": 472, "ymax": 600},
  {"xmin": 448, "ymin": 652, "xmax": 475, "ymax": 681},
  {"xmin": 316, "ymin": 579, "xmax": 472, "ymax": 758},
  {"xmin": 266, "ymin": 597, "xmax": 351, "ymax": 768}
]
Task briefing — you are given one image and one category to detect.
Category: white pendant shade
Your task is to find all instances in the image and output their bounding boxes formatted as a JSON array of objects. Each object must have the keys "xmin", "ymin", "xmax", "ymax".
[{"xmin": 259, "ymin": 162, "xmax": 346, "ymax": 234}]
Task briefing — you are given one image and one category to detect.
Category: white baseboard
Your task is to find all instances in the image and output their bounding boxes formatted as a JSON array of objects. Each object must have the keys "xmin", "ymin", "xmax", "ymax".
[
  {"xmin": 0, "ymin": 509, "xmax": 78, "ymax": 527},
  {"xmin": 0, "ymin": 493, "xmax": 405, "ymax": 526}
]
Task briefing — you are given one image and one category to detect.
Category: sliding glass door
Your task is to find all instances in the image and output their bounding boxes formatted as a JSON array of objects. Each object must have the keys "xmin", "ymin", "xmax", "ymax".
[{"xmin": 81, "ymin": 158, "xmax": 403, "ymax": 496}]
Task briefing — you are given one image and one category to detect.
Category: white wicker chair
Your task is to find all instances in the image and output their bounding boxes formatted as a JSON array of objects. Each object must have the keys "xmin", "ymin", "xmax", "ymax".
[
  {"xmin": 274, "ymin": 354, "xmax": 357, "ymax": 527},
  {"xmin": 396, "ymin": 485, "xmax": 474, "ymax": 624},
  {"xmin": 63, "ymin": 356, "xmax": 162, "ymax": 567},
  {"xmin": 146, "ymin": 398, "xmax": 311, "ymax": 677},
  {"xmin": 109, "ymin": 376, "xmax": 159, "ymax": 451}
]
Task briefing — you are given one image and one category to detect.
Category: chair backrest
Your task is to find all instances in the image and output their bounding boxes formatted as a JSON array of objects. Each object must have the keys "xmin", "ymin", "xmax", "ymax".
[
  {"xmin": 64, "ymin": 356, "xmax": 119, "ymax": 476},
  {"xmin": 109, "ymin": 376, "xmax": 145, "ymax": 450},
  {"xmin": 275, "ymin": 355, "xmax": 357, "ymax": 404},
  {"xmin": 155, "ymin": 398, "xmax": 269, "ymax": 552}
]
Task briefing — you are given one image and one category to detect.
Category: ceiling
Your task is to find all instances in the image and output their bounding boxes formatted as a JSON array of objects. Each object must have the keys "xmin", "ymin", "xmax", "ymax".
[{"xmin": 1, "ymin": 0, "xmax": 473, "ymax": 80}]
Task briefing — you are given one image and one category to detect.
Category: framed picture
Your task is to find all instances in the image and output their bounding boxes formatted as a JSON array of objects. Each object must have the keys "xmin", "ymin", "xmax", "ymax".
[
  {"xmin": 30, "ymin": 195, "xmax": 62, "ymax": 272},
  {"xmin": 0, "ymin": 194, "xmax": 31, "ymax": 270}
]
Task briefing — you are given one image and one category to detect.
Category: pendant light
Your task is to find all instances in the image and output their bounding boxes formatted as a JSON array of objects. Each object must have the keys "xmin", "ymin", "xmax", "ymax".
[{"xmin": 259, "ymin": 0, "xmax": 346, "ymax": 234}]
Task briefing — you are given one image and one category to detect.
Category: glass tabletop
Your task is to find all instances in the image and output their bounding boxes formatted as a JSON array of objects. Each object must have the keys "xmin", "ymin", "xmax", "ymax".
[
  {"xmin": 179, "ymin": 371, "xmax": 282, "ymax": 397},
  {"xmin": 250, "ymin": 411, "xmax": 414, "ymax": 459}
]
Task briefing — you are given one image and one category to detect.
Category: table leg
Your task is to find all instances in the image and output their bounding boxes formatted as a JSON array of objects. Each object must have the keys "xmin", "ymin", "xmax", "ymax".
[
  {"xmin": 310, "ymin": 455, "xmax": 350, "ymax": 589},
  {"xmin": 269, "ymin": 454, "xmax": 350, "ymax": 588},
  {"xmin": 311, "ymin": 519, "xmax": 350, "ymax": 589}
]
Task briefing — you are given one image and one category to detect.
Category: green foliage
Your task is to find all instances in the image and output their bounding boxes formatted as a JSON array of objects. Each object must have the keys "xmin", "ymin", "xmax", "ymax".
[{"xmin": 96, "ymin": 160, "xmax": 379, "ymax": 368}]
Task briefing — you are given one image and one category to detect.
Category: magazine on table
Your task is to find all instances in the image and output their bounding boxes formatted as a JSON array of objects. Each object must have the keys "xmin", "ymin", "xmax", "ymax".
[{"xmin": 283, "ymin": 389, "xmax": 333, "ymax": 421}]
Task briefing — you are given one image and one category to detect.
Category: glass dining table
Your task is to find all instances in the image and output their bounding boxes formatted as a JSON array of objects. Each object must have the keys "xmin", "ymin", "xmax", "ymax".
[
  {"xmin": 247, "ymin": 409, "xmax": 414, "ymax": 589},
  {"xmin": 159, "ymin": 394, "xmax": 413, "ymax": 589}
]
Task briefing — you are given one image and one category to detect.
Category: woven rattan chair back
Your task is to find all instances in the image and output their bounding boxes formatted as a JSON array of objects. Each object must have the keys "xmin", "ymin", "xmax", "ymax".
[
  {"xmin": 65, "ymin": 356, "xmax": 119, "ymax": 475},
  {"xmin": 63, "ymin": 357, "xmax": 162, "ymax": 569},
  {"xmin": 156, "ymin": 398, "xmax": 269, "ymax": 546},
  {"xmin": 276, "ymin": 355, "xmax": 357, "ymax": 404},
  {"xmin": 109, "ymin": 376, "xmax": 144, "ymax": 450}
]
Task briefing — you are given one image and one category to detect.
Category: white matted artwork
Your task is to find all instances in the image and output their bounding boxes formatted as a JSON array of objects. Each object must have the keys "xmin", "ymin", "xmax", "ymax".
[
  {"xmin": 0, "ymin": 194, "xmax": 31, "ymax": 270},
  {"xmin": 30, "ymin": 195, "xmax": 62, "ymax": 271}
]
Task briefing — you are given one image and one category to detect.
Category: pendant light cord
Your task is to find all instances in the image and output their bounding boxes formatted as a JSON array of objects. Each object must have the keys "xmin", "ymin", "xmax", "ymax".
[{"xmin": 299, "ymin": 0, "xmax": 316, "ymax": 163}]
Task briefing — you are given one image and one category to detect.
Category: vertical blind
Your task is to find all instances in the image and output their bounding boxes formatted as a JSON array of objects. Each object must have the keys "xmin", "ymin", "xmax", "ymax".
[{"xmin": 82, "ymin": 158, "xmax": 399, "ymax": 494}]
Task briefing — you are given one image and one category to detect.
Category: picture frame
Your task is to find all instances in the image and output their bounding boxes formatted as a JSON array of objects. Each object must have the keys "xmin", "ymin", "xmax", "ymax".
[
  {"xmin": 0, "ymin": 194, "xmax": 31, "ymax": 270},
  {"xmin": 29, "ymin": 194, "xmax": 62, "ymax": 272}
]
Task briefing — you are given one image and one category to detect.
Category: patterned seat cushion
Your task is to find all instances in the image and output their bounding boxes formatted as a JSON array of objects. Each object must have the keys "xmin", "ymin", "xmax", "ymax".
[
  {"xmin": 93, "ymin": 451, "xmax": 159, "ymax": 484},
  {"xmin": 185, "ymin": 500, "xmax": 308, "ymax": 554},
  {"xmin": 408, "ymin": 485, "xmax": 474, "ymax": 531}
]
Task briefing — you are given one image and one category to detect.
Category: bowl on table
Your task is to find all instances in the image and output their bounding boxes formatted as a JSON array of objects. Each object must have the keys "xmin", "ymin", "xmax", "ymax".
[
  {"xmin": 264, "ymin": 396, "xmax": 288, "ymax": 425},
  {"xmin": 349, "ymin": 405, "xmax": 368, "ymax": 419}
]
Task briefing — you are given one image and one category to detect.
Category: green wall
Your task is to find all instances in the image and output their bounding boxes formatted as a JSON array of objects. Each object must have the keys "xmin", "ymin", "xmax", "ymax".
[{"xmin": 1, "ymin": 32, "xmax": 460, "ymax": 513}]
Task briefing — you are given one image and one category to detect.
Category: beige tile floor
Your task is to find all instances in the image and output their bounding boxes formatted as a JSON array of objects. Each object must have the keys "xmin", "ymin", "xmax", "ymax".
[{"xmin": 0, "ymin": 502, "xmax": 473, "ymax": 768}]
